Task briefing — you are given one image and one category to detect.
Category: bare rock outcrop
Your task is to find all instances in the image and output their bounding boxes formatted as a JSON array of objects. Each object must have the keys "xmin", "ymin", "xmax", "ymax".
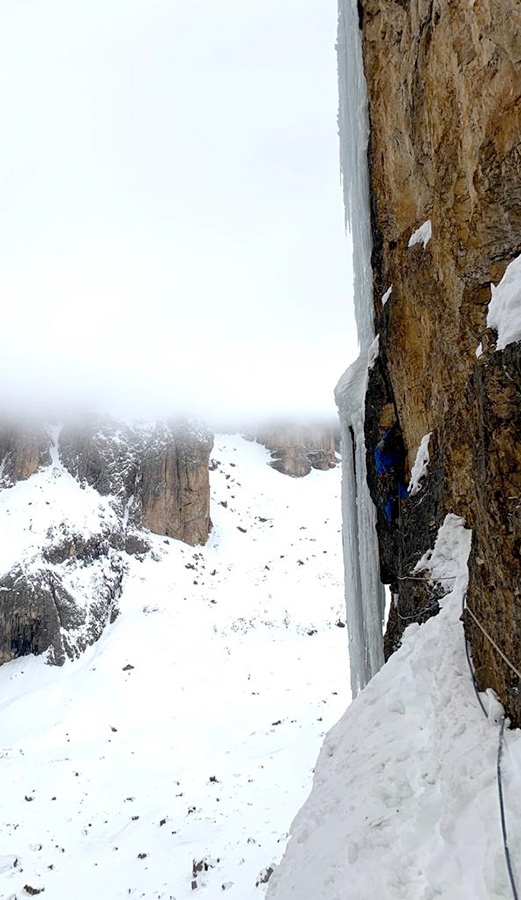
[
  {"xmin": 59, "ymin": 418, "xmax": 213, "ymax": 546},
  {"xmin": 136, "ymin": 421, "xmax": 213, "ymax": 545},
  {"xmin": 0, "ymin": 422, "xmax": 51, "ymax": 485},
  {"xmin": 252, "ymin": 423, "xmax": 339, "ymax": 478},
  {"xmin": 351, "ymin": 0, "xmax": 521, "ymax": 720},
  {"xmin": 0, "ymin": 548, "xmax": 124, "ymax": 666},
  {"xmin": 0, "ymin": 416, "xmax": 213, "ymax": 669}
]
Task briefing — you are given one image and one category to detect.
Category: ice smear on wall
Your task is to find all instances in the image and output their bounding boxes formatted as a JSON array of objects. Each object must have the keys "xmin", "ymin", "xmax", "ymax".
[
  {"xmin": 335, "ymin": 0, "xmax": 385, "ymax": 696},
  {"xmin": 487, "ymin": 253, "xmax": 521, "ymax": 350}
]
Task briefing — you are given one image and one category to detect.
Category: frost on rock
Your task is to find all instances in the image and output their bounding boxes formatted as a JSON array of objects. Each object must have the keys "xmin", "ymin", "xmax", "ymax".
[
  {"xmin": 486, "ymin": 252, "xmax": 521, "ymax": 350},
  {"xmin": 408, "ymin": 432, "xmax": 431, "ymax": 496},
  {"xmin": 408, "ymin": 219, "xmax": 432, "ymax": 249},
  {"xmin": 335, "ymin": 0, "xmax": 385, "ymax": 697}
]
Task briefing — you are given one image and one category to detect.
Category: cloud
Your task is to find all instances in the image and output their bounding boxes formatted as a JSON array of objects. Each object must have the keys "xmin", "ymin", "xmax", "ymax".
[{"xmin": 0, "ymin": 0, "xmax": 356, "ymax": 423}]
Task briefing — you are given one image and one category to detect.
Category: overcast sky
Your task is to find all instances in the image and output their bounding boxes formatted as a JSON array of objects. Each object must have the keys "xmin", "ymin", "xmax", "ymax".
[{"xmin": 0, "ymin": 0, "xmax": 356, "ymax": 424}]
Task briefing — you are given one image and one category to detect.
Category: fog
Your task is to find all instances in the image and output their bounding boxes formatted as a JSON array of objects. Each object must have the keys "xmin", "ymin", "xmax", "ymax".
[{"xmin": 0, "ymin": 0, "xmax": 357, "ymax": 425}]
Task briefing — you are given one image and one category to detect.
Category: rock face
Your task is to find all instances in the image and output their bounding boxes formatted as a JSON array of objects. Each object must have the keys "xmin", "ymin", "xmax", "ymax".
[
  {"xmin": 59, "ymin": 418, "xmax": 213, "ymax": 546},
  {"xmin": 354, "ymin": 0, "xmax": 521, "ymax": 720},
  {"xmin": 252, "ymin": 423, "xmax": 339, "ymax": 477},
  {"xmin": 0, "ymin": 422, "xmax": 51, "ymax": 485},
  {"xmin": 136, "ymin": 421, "xmax": 213, "ymax": 545},
  {"xmin": 0, "ymin": 417, "xmax": 213, "ymax": 668}
]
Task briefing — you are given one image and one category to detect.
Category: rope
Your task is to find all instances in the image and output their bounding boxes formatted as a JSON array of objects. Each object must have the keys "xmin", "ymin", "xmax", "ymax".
[
  {"xmin": 461, "ymin": 598, "xmax": 519, "ymax": 899},
  {"xmin": 461, "ymin": 593, "xmax": 488, "ymax": 718},
  {"xmin": 498, "ymin": 716, "xmax": 520, "ymax": 900},
  {"xmin": 395, "ymin": 600, "xmax": 439, "ymax": 622},
  {"xmin": 466, "ymin": 604, "xmax": 521, "ymax": 683},
  {"xmin": 396, "ymin": 573, "xmax": 459, "ymax": 582}
]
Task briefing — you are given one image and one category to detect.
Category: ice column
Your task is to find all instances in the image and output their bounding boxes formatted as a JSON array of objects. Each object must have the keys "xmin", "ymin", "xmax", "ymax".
[{"xmin": 335, "ymin": 0, "xmax": 385, "ymax": 696}]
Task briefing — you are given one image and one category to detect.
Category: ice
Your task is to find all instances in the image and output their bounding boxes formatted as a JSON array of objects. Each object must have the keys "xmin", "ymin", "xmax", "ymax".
[
  {"xmin": 408, "ymin": 432, "xmax": 431, "ymax": 496},
  {"xmin": 367, "ymin": 335, "xmax": 380, "ymax": 370},
  {"xmin": 487, "ymin": 252, "xmax": 521, "ymax": 350},
  {"xmin": 408, "ymin": 219, "xmax": 432, "ymax": 249},
  {"xmin": 335, "ymin": 0, "xmax": 385, "ymax": 696}
]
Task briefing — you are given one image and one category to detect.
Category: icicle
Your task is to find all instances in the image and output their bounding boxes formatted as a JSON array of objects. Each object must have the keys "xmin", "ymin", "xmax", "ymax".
[{"xmin": 335, "ymin": 0, "xmax": 385, "ymax": 696}]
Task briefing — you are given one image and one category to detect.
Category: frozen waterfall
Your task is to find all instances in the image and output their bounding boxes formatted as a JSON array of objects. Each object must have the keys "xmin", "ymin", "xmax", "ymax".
[{"xmin": 335, "ymin": 0, "xmax": 385, "ymax": 696}]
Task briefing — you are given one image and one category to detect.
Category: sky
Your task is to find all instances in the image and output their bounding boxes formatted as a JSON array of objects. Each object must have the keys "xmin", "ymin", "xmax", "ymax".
[{"xmin": 0, "ymin": 0, "xmax": 357, "ymax": 424}]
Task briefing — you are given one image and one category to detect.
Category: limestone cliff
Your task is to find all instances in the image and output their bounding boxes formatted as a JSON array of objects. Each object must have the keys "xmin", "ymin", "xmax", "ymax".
[
  {"xmin": 0, "ymin": 417, "xmax": 213, "ymax": 667},
  {"xmin": 351, "ymin": 0, "xmax": 521, "ymax": 721},
  {"xmin": 251, "ymin": 422, "xmax": 339, "ymax": 477}
]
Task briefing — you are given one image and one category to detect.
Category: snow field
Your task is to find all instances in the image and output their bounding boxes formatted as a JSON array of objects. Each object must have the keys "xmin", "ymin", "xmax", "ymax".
[
  {"xmin": 0, "ymin": 434, "xmax": 348, "ymax": 900},
  {"xmin": 267, "ymin": 515, "xmax": 521, "ymax": 900}
]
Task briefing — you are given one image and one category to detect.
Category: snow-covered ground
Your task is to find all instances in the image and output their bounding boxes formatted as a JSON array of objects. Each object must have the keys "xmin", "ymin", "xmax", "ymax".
[
  {"xmin": 267, "ymin": 515, "xmax": 521, "ymax": 900},
  {"xmin": 0, "ymin": 434, "xmax": 348, "ymax": 900}
]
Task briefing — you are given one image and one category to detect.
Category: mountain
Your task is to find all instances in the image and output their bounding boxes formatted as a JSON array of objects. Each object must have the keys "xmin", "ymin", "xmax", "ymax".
[
  {"xmin": 0, "ymin": 432, "xmax": 346, "ymax": 900},
  {"xmin": 0, "ymin": 418, "xmax": 212, "ymax": 667}
]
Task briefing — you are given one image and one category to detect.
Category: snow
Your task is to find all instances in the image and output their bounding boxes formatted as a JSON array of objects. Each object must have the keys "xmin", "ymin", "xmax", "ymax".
[
  {"xmin": 0, "ymin": 434, "xmax": 349, "ymax": 900},
  {"xmin": 487, "ymin": 253, "xmax": 521, "ymax": 350},
  {"xmin": 267, "ymin": 515, "xmax": 521, "ymax": 900},
  {"xmin": 335, "ymin": 0, "xmax": 385, "ymax": 699},
  {"xmin": 408, "ymin": 432, "xmax": 431, "ymax": 496},
  {"xmin": 476, "ymin": 342, "xmax": 484, "ymax": 358},
  {"xmin": 408, "ymin": 219, "xmax": 432, "ymax": 249},
  {"xmin": 0, "ymin": 455, "xmax": 118, "ymax": 579},
  {"xmin": 381, "ymin": 285, "xmax": 392, "ymax": 307}
]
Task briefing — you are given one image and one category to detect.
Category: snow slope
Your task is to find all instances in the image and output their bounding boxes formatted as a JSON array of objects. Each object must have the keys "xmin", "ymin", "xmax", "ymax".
[
  {"xmin": 267, "ymin": 515, "xmax": 521, "ymax": 900},
  {"xmin": 0, "ymin": 434, "xmax": 348, "ymax": 900}
]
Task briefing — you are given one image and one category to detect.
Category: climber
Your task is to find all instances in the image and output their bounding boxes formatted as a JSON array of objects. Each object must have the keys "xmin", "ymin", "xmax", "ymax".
[{"xmin": 374, "ymin": 424, "xmax": 408, "ymax": 522}]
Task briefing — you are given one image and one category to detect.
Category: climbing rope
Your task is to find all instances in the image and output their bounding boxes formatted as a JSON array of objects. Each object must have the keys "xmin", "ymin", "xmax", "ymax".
[
  {"xmin": 465, "ymin": 604, "xmax": 521, "ymax": 683},
  {"xmin": 395, "ymin": 600, "xmax": 439, "ymax": 622},
  {"xmin": 498, "ymin": 716, "xmax": 520, "ymax": 900},
  {"xmin": 462, "ymin": 596, "xmax": 519, "ymax": 900}
]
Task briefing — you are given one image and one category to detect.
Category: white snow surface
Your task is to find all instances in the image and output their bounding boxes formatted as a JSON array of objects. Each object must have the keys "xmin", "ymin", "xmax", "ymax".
[
  {"xmin": 381, "ymin": 285, "xmax": 392, "ymax": 307},
  {"xmin": 408, "ymin": 432, "xmax": 431, "ymax": 496},
  {"xmin": 408, "ymin": 219, "xmax": 432, "ymax": 249},
  {"xmin": 267, "ymin": 515, "xmax": 521, "ymax": 900},
  {"xmin": 487, "ymin": 253, "xmax": 521, "ymax": 350},
  {"xmin": 0, "ymin": 434, "xmax": 348, "ymax": 900}
]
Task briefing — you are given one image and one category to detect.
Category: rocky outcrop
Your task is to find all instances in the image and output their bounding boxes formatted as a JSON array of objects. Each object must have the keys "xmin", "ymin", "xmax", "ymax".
[
  {"xmin": 0, "ymin": 422, "xmax": 51, "ymax": 485},
  {"xmin": 136, "ymin": 421, "xmax": 213, "ymax": 545},
  {"xmin": 252, "ymin": 423, "xmax": 339, "ymax": 477},
  {"xmin": 59, "ymin": 418, "xmax": 213, "ymax": 546},
  {"xmin": 0, "ymin": 547, "xmax": 124, "ymax": 666},
  {"xmin": 0, "ymin": 416, "xmax": 213, "ymax": 669},
  {"xmin": 353, "ymin": 0, "xmax": 521, "ymax": 720}
]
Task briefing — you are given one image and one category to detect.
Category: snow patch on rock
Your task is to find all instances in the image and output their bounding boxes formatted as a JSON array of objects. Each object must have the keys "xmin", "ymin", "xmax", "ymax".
[
  {"xmin": 408, "ymin": 432, "xmax": 431, "ymax": 496},
  {"xmin": 408, "ymin": 219, "xmax": 432, "ymax": 249},
  {"xmin": 487, "ymin": 253, "xmax": 521, "ymax": 350}
]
